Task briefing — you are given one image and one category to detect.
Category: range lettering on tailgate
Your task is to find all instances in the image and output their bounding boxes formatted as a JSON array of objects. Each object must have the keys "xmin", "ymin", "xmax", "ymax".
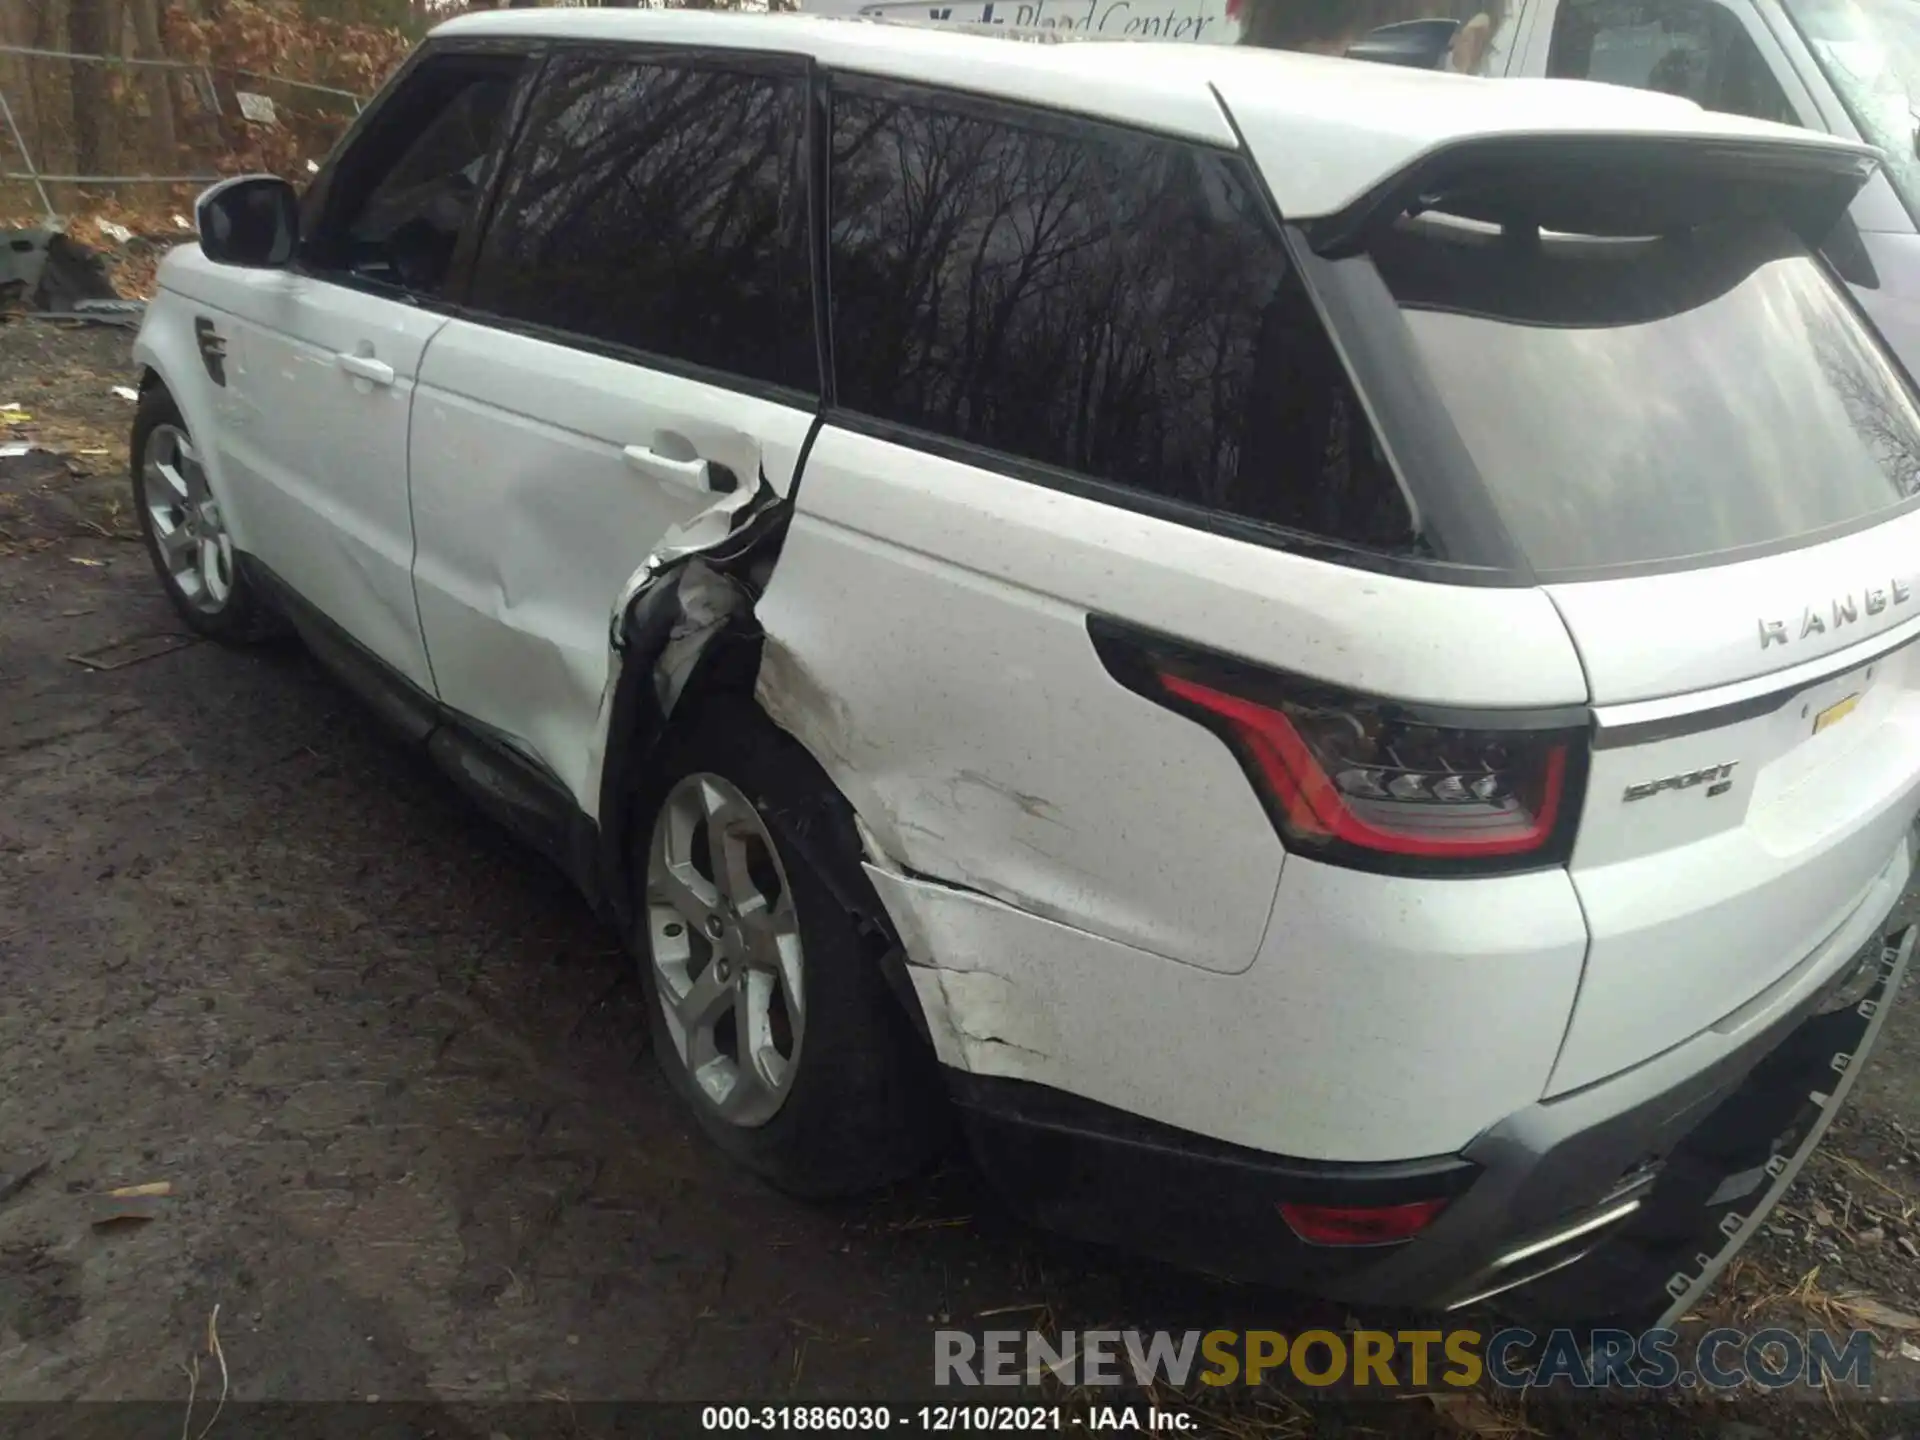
[
  {"xmin": 1759, "ymin": 578, "xmax": 1911, "ymax": 649},
  {"xmin": 1623, "ymin": 762, "xmax": 1738, "ymax": 803}
]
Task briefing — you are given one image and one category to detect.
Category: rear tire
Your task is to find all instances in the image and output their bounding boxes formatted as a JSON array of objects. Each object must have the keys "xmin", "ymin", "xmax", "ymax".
[
  {"xmin": 630, "ymin": 696, "xmax": 942, "ymax": 1198},
  {"xmin": 130, "ymin": 386, "xmax": 283, "ymax": 643}
]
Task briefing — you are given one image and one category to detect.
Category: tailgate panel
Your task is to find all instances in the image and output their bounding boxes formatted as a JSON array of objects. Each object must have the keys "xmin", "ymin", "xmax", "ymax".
[{"xmin": 1543, "ymin": 515, "xmax": 1920, "ymax": 1092}]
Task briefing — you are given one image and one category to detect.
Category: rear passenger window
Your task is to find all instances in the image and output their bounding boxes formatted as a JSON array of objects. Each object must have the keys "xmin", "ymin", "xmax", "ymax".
[
  {"xmin": 1546, "ymin": 0, "xmax": 1799, "ymax": 126},
  {"xmin": 826, "ymin": 84, "xmax": 1420, "ymax": 555},
  {"xmin": 467, "ymin": 55, "xmax": 815, "ymax": 393}
]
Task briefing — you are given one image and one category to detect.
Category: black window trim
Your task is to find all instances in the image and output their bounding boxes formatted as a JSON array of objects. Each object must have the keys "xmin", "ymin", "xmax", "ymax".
[
  {"xmin": 820, "ymin": 406, "xmax": 1522, "ymax": 584},
  {"xmin": 807, "ymin": 64, "xmax": 836, "ymax": 411},
  {"xmin": 439, "ymin": 308, "xmax": 823, "ymax": 415},
  {"xmin": 450, "ymin": 38, "xmax": 826, "ymax": 405},
  {"xmin": 1210, "ymin": 90, "xmax": 1534, "ymax": 583}
]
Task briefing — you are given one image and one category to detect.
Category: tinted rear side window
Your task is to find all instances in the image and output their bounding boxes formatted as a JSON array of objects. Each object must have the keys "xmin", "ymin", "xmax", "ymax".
[
  {"xmin": 468, "ymin": 54, "xmax": 814, "ymax": 393},
  {"xmin": 826, "ymin": 83, "xmax": 1420, "ymax": 555},
  {"xmin": 1369, "ymin": 216, "xmax": 1920, "ymax": 575}
]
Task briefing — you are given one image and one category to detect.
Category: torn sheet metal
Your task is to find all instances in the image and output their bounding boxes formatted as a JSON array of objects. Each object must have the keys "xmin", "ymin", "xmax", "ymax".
[
  {"xmin": 604, "ymin": 474, "xmax": 780, "ymax": 652},
  {"xmin": 587, "ymin": 469, "xmax": 791, "ymax": 896},
  {"xmin": 863, "ymin": 859, "xmax": 1061, "ymax": 1081}
]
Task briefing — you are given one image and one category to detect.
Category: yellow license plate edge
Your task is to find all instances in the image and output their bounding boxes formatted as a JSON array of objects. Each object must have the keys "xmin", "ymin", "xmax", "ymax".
[{"xmin": 1814, "ymin": 693, "xmax": 1862, "ymax": 734}]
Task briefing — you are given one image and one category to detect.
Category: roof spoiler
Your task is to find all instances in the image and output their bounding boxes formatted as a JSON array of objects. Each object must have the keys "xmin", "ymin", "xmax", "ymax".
[{"xmin": 1299, "ymin": 134, "xmax": 1881, "ymax": 258}]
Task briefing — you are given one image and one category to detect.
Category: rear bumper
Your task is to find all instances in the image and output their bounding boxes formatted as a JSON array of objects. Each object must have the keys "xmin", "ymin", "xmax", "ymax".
[{"xmin": 952, "ymin": 922, "xmax": 1913, "ymax": 1325}]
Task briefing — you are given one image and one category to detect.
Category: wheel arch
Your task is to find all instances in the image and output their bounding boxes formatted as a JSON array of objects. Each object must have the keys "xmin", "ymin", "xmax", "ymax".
[
  {"xmin": 589, "ymin": 485, "xmax": 935, "ymax": 1053},
  {"xmin": 130, "ymin": 312, "xmax": 253, "ymax": 553}
]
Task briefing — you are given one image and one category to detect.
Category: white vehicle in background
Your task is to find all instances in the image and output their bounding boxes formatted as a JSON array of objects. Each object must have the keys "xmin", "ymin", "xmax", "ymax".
[
  {"xmin": 1464, "ymin": 0, "xmax": 1920, "ymax": 384},
  {"xmin": 797, "ymin": 0, "xmax": 1240, "ymax": 42}
]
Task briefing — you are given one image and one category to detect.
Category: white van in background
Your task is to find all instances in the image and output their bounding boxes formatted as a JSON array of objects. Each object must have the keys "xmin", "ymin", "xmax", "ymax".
[
  {"xmin": 795, "ymin": 0, "xmax": 1241, "ymax": 44},
  {"xmin": 791, "ymin": 0, "xmax": 1507, "ymax": 70}
]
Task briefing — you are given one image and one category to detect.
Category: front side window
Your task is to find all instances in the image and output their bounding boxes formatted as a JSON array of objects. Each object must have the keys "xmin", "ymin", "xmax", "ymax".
[
  {"xmin": 826, "ymin": 83, "xmax": 1419, "ymax": 555},
  {"xmin": 1367, "ymin": 214, "xmax": 1920, "ymax": 574},
  {"xmin": 467, "ymin": 55, "xmax": 814, "ymax": 394},
  {"xmin": 1546, "ymin": 0, "xmax": 1798, "ymax": 126},
  {"xmin": 305, "ymin": 52, "xmax": 524, "ymax": 298}
]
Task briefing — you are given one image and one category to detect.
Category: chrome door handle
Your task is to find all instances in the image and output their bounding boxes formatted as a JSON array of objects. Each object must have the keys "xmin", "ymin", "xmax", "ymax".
[
  {"xmin": 623, "ymin": 444, "xmax": 712, "ymax": 491},
  {"xmin": 336, "ymin": 352, "xmax": 395, "ymax": 387}
]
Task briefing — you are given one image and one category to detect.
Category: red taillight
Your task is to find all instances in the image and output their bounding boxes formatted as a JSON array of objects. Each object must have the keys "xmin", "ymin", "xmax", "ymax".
[
  {"xmin": 1158, "ymin": 672, "xmax": 1568, "ymax": 860},
  {"xmin": 1090, "ymin": 619, "xmax": 1587, "ymax": 876},
  {"xmin": 1280, "ymin": 1198, "xmax": 1448, "ymax": 1246}
]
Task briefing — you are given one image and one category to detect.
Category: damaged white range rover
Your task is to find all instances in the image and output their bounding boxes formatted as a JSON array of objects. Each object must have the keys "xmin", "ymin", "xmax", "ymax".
[{"xmin": 132, "ymin": 8, "xmax": 1920, "ymax": 1325}]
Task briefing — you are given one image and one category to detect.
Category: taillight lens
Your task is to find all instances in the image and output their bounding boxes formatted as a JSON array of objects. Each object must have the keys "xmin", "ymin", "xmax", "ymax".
[{"xmin": 1091, "ymin": 619, "xmax": 1588, "ymax": 876}]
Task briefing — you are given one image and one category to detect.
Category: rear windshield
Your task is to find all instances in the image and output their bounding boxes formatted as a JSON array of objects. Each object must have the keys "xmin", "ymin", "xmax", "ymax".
[{"xmin": 1368, "ymin": 214, "xmax": 1920, "ymax": 575}]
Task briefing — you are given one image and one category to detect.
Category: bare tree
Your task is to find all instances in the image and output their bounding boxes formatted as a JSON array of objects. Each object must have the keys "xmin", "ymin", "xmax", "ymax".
[
  {"xmin": 130, "ymin": 0, "xmax": 179, "ymax": 170},
  {"xmin": 65, "ymin": 0, "xmax": 113, "ymax": 176}
]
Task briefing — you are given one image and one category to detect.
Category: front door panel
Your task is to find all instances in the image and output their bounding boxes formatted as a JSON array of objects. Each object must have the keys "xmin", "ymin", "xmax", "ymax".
[{"xmin": 220, "ymin": 271, "xmax": 444, "ymax": 692}]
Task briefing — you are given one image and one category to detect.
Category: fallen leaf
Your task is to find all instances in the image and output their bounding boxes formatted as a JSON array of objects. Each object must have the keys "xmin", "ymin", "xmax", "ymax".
[
  {"xmin": 1901, "ymin": 1339, "xmax": 1920, "ymax": 1363},
  {"xmin": 1836, "ymin": 1296, "xmax": 1920, "ymax": 1331},
  {"xmin": 110, "ymin": 386, "xmax": 138, "ymax": 402},
  {"xmin": 108, "ymin": 1181, "xmax": 171, "ymax": 1199},
  {"xmin": 66, "ymin": 557, "xmax": 106, "ymax": 568}
]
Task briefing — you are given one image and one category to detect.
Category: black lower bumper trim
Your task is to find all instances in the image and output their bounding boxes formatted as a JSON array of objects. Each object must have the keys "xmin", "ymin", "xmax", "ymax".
[
  {"xmin": 947, "ymin": 1071, "xmax": 1476, "ymax": 1291},
  {"xmin": 946, "ymin": 922, "xmax": 1914, "ymax": 1324}
]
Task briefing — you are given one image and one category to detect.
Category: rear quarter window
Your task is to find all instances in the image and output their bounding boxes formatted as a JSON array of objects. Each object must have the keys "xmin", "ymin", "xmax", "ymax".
[{"xmin": 825, "ymin": 81, "xmax": 1422, "ymax": 557}]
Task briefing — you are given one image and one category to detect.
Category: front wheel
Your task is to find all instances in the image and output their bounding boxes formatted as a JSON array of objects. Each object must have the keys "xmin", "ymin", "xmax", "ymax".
[
  {"xmin": 130, "ymin": 387, "xmax": 281, "ymax": 643},
  {"xmin": 631, "ymin": 698, "xmax": 943, "ymax": 1198}
]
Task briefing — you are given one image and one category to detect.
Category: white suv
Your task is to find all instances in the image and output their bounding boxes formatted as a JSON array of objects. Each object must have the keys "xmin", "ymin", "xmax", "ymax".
[{"xmin": 131, "ymin": 10, "xmax": 1918, "ymax": 1327}]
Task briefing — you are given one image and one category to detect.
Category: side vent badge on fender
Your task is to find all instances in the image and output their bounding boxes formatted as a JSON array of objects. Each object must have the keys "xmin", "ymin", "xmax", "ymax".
[{"xmin": 195, "ymin": 317, "xmax": 227, "ymax": 387}]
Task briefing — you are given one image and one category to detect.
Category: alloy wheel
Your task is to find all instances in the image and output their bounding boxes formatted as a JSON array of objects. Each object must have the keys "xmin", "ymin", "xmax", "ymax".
[
  {"xmin": 646, "ymin": 772, "xmax": 806, "ymax": 1128},
  {"xmin": 139, "ymin": 422, "xmax": 233, "ymax": 614}
]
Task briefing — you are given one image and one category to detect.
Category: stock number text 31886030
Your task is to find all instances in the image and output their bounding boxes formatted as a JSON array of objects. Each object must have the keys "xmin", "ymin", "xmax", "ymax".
[{"xmin": 701, "ymin": 1406, "xmax": 1069, "ymax": 1432}]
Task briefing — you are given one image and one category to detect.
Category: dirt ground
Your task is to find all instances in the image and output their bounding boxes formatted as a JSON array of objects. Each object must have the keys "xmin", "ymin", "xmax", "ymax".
[{"xmin": 2, "ymin": 318, "xmax": 1919, "ymax": 1437}]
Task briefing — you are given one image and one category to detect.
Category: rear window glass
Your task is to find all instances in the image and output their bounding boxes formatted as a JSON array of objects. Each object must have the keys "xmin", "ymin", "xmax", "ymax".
[{"xmin": 1368, "ymin": 215, "xmax": 1920, "ymax": 574}]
